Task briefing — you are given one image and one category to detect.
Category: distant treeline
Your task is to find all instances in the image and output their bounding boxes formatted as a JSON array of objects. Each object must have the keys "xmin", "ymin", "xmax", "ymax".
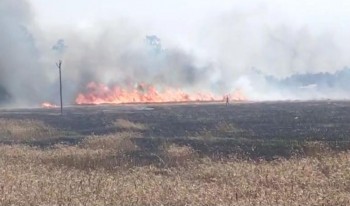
[{"xmin": 266, "ymin": 67, "xmax": 350, "ymax": 91}]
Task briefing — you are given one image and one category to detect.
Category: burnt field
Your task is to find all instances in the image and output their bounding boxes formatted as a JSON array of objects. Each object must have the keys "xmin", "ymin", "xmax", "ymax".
[{"xmin": 1, "ymin": 100, "xmax": 350, "ymax": 159}]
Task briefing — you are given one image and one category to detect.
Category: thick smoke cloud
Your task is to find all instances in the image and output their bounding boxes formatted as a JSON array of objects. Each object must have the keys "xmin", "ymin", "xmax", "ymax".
[
  {"xmin": 1, "ymin": 0, "xmax": 350, "ymax": 107},
  {"xmin": 0, "ymin": 0, "xmax": 53, "ymax": 106},
  {"xmin": 0, "ymin": 0, "xmax": 214, "ymax": 107},
  {"xmin": 56, "ymin": 26, "xmax": 215, "ymax": 103}
]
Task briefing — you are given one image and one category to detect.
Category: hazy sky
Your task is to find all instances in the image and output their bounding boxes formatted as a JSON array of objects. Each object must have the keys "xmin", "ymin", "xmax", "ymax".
[{"xmin": 28, "ymin": 0, "xmax": 350, "ymax": 29}]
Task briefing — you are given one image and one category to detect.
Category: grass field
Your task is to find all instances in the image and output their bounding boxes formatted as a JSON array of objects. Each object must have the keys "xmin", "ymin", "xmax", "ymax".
[{"xmin": 0, "ymin": 101, "xmax": 350, "ymax": 205}]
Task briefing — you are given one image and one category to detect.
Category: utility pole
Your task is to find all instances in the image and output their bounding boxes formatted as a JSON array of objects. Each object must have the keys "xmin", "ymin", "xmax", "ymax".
[{"xmin": 56, "ymin": 60, "xmax": 63, "ymax": 115}]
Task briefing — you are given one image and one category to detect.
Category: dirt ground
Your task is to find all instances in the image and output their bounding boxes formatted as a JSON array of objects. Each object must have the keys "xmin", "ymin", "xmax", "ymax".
[{"xmin": 1, "ymin": 101, "xmax": 350, "ymax": 158}]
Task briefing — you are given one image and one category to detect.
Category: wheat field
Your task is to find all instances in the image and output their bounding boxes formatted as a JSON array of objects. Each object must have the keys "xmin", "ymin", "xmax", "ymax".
[{"xmin": 0, "ymin": 119, "xmax": 350, "ymax": 205}]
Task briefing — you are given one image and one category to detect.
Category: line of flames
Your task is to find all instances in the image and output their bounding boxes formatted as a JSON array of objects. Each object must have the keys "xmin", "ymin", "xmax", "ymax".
[
  {"xmin": 75, "ymin": 82, "xmax": 246, "ymax": 105},
  {"xmin": 41, "ymin": 102, "xmax": 58, "ymax": 108},
  {"xmin": 41, "ymin": 82, "xmax": 246, "ymax": 108}
]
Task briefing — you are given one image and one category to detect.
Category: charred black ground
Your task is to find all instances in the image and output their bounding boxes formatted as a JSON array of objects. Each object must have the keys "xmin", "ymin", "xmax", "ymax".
[{"xmin": 1, "ymin": 101, "xmax": 350, "ymax": 159}]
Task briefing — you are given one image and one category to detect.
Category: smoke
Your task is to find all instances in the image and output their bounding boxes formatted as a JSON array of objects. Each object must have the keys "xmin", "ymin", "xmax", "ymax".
[
  {"xmin": 52, "ymin": 39, "xmax": 67, "ymax": 54},
  {"xmin": 0, "ymin": 0, "xmax": 215, "ymax": 107},
  {"xmin": 192, "ymin": 2, "xmax": 350, "ymax": 100},
  {"xmin": 55, "ymin": 26, "xmax": 215, "ymax": 103},
  {"xmin": 263, "ymin": 67, "xmax": 350, "ymax": 100},
  {"xmin": 0, "ymin": 0, "xmax": 53, "ymax": 106},
  {"xmin": 1, "ymin": 0, "xmax": 350, "ymax": 107}
]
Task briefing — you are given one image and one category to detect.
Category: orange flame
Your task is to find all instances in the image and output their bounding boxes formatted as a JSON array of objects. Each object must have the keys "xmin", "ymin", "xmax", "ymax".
[
  {"xmin": 75, "ymin": 82, "xmax": 247, "ymax": 105},
  {"xmin": 41, "ymin": 102, "xmax": 58, "ymax": 108}
]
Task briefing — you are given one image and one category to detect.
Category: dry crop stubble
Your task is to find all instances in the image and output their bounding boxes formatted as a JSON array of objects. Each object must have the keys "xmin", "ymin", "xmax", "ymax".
[
  {"xmin": 0, "ymin": 108, "xmax": 350, "ymax": 205},
  {"xmin": 0, "ymin": 119, "xmax": 60, "ymax": 142},
  {"xmin": 0, "ymin": 141, "xmax": 350, "ymax": 205}
]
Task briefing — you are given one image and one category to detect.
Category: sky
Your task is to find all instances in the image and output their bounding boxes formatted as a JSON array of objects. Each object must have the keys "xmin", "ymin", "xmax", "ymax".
[{"xmin": 28, "ymin": 0, "xmax": 350, "ymax": 31}]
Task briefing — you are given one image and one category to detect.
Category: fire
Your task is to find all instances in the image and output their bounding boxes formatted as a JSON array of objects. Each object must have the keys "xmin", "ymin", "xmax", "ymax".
[
  {"xmin": 75, "ymin": 82, "xmax": 247, "ymax": 105},
  {"xmin": 41, "ymin": 102, "xmax": 58, "ymax": 108}
]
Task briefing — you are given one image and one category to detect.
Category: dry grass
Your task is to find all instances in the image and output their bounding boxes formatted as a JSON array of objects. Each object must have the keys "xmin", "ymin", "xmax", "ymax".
[
  {"xmin": 0, "ymin": 135, "xmax": 350, "ymax": 205},
  {"xmin": 82, "ymin": 132, "xmax": 140, "ymax": 152},
  {"xmin": 162, "ymin": 144, "xmax": 198, "ymax": 167},
  {"xmin": 0, "ymin": 118, "xmax": 348, "ymax": 204},
  {"xmin": 0, "ymin": 118, "xmax": 60, "ymax": 142},
  {"xmin": 113, "ymin": 119, "xmax": 148, "ymax": 131}
]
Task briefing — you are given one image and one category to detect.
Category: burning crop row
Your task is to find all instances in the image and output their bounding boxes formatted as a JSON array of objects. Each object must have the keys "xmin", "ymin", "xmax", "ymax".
[
  {"xmin": 74, "ymin": 82, "xmax": 246, "ymax": 105},
  {"xmin": 41, "ymin": 102, "xmax": 58, "ymax": 109}
]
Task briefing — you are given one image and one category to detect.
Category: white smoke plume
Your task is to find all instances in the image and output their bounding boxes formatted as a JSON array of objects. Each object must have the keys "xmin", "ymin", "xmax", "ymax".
[{"xmin": 1, "ymin": 0, "xmax": 350, "ymax": 107}]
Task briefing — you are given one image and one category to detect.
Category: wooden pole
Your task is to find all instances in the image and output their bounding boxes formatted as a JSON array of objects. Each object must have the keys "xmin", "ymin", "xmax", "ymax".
[{"xmin": 56, "ymin": 60, "xmax": 63, "ymax": 115}]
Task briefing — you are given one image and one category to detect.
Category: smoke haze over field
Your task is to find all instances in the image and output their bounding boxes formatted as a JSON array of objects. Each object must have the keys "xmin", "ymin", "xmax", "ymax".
[
  {"xmin": 0, "ymin": 0, "xmax": 49, "ymax": 106},
  {"xmin": 1, "ymin": 0, "xmax": 350, "ymax": 106}
]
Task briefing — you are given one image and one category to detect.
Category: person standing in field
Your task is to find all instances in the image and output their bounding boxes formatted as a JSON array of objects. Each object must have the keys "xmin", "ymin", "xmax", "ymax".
[{"xmin": 226, "ymin": 95, "xmax": 229, "ymax": 106}]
